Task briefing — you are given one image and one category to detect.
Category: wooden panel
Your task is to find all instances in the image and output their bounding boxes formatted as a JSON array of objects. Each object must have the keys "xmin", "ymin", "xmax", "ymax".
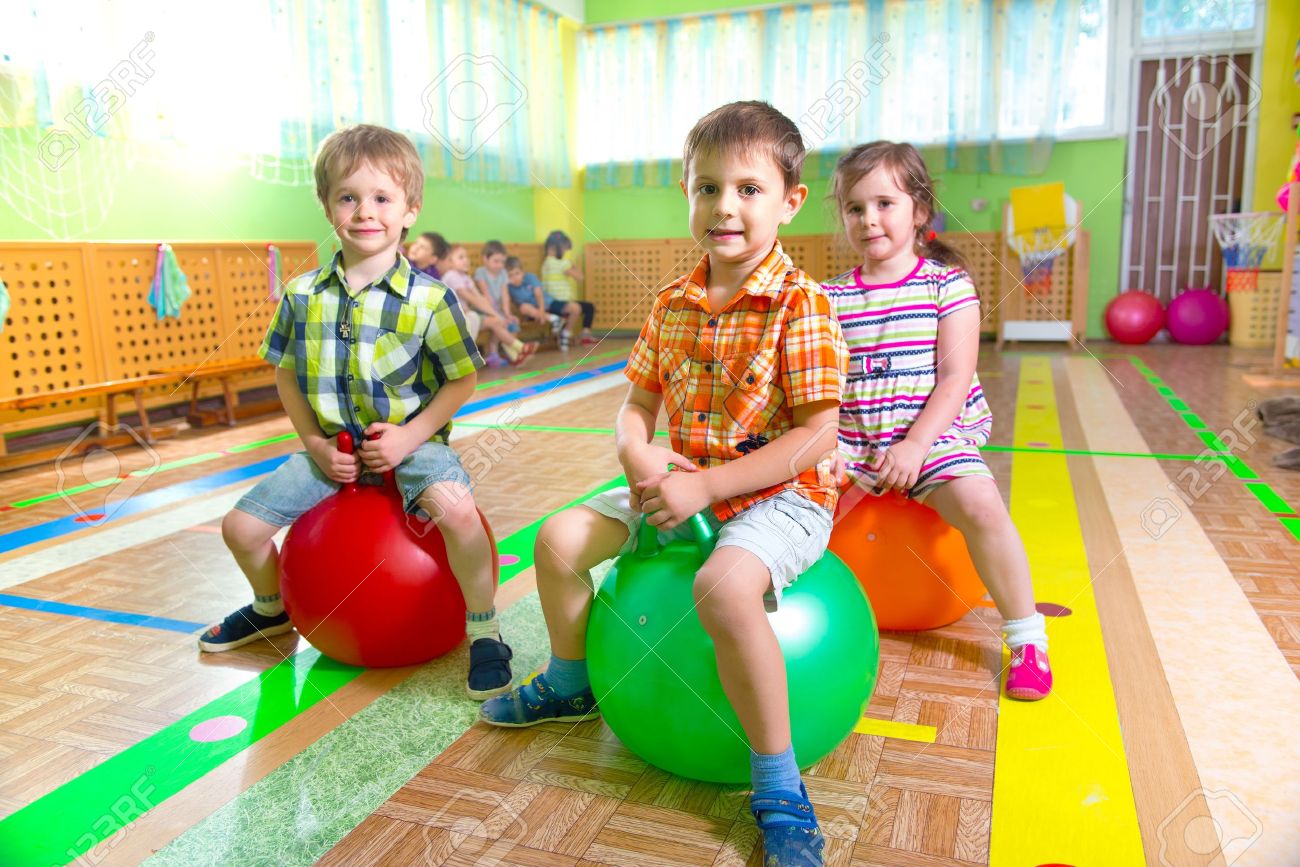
[
  {"xmin": 0, "ymin": 244, "xmax": 104, "ymax": 424},
  {"xmin": 0, "ymin": 241, "xmax": 317, "ymax": 436},
  {"xmin": 585, "ymin": 240, "xmax": 675, "ymax": 333},
  {"xmin": 585, "ymin": 232, "xmax": 1007, "ymax": 338},
  {"xmin": 777, "ymin": 234, "xmax": 823, "ymax": 282}
]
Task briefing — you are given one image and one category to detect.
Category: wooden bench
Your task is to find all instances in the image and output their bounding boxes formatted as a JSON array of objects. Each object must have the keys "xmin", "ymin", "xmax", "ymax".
[
  {"xmin": 148, "ymin": 358, "xmax": 279, "ymax": 428},
  {"xmin": 0, "ymin": 373, "xmax": 188, "ymax": 470}
]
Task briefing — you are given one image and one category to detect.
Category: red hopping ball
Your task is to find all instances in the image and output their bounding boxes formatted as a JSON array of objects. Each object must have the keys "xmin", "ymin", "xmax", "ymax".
[{"xmin": 279, "ymin": 432, "xmax": 495, "ymax": 667}]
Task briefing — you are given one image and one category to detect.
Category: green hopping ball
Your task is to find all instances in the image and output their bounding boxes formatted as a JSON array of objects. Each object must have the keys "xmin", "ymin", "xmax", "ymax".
[{"xmin": 587, "ymin": 515, "xmax": 881, "ymax": 783}]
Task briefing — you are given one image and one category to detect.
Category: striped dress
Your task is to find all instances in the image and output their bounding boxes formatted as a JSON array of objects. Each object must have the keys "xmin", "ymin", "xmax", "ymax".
[{"xmin": 823, "ymin": 258, "xmax": 993, "ymax": 501}]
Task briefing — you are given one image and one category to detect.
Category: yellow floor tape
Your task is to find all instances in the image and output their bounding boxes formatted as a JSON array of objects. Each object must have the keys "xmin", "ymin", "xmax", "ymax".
[
  {"xmin": 989, "ymin": 356, "xmax": 1144, "ymax": 865},
  {"xmin": 852, "ymin": 718, "xmax": 938, "ymax": 743}
]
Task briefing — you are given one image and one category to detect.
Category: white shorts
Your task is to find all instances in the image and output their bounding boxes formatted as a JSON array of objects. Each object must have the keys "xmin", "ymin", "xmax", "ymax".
[{"xmin": 584, "ymin": 487, "xmax": 833, "ymax": 610}]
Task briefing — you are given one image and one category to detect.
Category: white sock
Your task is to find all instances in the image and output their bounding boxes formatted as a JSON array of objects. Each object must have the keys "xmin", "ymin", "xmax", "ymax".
[
  {"xmin": 466, "ymin": 608, "xmax": 500, "ymax": 642},
  {"xmin": 1002, "ymin": 612, "xmax": 1047, "ymax": 652},
  {"xmin": 252, "ymin": 593, "xmax": 284, "ymax": 617}
]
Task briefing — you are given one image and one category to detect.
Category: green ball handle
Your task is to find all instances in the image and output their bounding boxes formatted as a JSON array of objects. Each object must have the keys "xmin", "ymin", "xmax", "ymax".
[{"xmin": 635, "ymin": 463, "xmax": 715, "ymax": 558}]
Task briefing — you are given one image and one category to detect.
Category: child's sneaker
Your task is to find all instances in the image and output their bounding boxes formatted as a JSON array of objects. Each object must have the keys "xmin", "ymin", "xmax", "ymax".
[
  {"xmin": 467, "ymin": 636, "xmax": 514, "ymax": 700},
  {"xmin": 548, "ymin": 314, "xmax": 564, "ymax": 334},
  {"xmin": 197, "ymin": 604, "xmax": 293, "ymax": 652},
  {"xmin": 751, "ymin": 783, "xmax": 825, "ymax": 867},
  {"xmin": 479, "ymin": 671, "xmax": 599, "ymax": 727},
  {"xmin": 558, "ymin": 334, "xmax": 572, "ymax": 351},
  {"xmin": 484, "ymin": 353, "xmax": 507, "ymax": 368},
  {"xmin": 580, "ymin": 334, "xmax": 599, "ymax": 345},
  {"xmin": 1006, "ymin": 644, "xmax": 1052, "ymax": 700}
]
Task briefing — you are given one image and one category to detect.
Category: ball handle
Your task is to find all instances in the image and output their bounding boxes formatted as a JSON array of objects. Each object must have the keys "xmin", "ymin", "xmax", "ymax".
[
  {"xmin": 336, "ymin": 431, "xmax": 359, "ymax": 494},
  {"xmin": 635, "ymin": 463, "xmax": 715, "ymax": 558}
]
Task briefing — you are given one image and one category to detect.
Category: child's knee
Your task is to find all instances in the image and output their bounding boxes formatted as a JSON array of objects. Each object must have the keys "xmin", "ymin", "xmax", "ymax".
[
  {"xmin": 416, "ymin": 483, "xmax": 477, "ymax": 533},
  {"xmin": 535, "ymin": 512, "xmax": 582, "ymax": 573},
  {"xmin": 692, "ymin": 567, "xmax": 749, "ymax": 633},
  {"xmin": 948, "ymin": 486, "xmax": 1004, "ymax": 535},
  {"xmin": 221, "ymin": 508, "xmax": 277, "ymax": 554}
]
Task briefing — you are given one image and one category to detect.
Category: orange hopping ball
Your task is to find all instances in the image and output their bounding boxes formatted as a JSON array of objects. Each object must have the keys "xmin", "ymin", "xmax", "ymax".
[{"xmin": 828, "ymin": 489, "xmax": 986, "ymax": 631}]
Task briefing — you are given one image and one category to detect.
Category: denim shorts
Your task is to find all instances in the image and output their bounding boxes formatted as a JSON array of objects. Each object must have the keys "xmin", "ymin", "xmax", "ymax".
[
  {"xmin": 585, "ymin": 487, "xmax": 833, "ymax": 609},
  {"xmin": 234, "ymin": 441, "xmax": 471, "ymax": 527}
]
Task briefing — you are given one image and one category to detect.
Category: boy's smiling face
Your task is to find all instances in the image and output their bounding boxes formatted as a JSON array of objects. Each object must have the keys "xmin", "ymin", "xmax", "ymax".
[
  {"xmin": 326, "ymin": 161, "xmax": 418, "ymax": 261},
  {"xmin": 681, "ymin": 147, "xmax": 807, "ymax": 270}
]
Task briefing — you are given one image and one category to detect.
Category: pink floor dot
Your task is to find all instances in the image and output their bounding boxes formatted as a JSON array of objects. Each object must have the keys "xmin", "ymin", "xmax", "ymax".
[
  {"xmin": 1037, "ymin": 602, "xmax": 1073, "ymax": 617},
  {"xmin": 498, "ymin": 554, "xmax": 521, "ymax": 567},
  {"xmin": 74, "ymin": 513, "xmax": 106, "ymax": 523},
  {"xmin": 1026, "ymin": 441, "xmax": 1052, "ymax": 448},
  {"xmin": 189, "ymin": 715, "xmax": 248, "ymax": 743}
]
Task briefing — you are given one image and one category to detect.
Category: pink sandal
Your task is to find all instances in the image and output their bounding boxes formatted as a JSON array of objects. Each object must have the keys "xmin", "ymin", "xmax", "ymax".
[
  {"xmin": 1005, "ymin": 644, "xmax": 1052, "ymax": 700},
  {"xmin": 512, "ymin": 342, "xmax": 539, "ymax": 366}
]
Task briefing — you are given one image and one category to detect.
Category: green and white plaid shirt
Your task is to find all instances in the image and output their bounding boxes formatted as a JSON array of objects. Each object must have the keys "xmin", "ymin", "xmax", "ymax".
[{"xmin": 259, "ymin": 252, "xmax": 483, "ymax": 443}]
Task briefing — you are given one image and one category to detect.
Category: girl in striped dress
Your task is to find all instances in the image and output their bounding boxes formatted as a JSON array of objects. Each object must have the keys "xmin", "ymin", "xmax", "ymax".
[{"xmin": 823, "ymin": 141, "xmax": 1052, "ymax": 700}]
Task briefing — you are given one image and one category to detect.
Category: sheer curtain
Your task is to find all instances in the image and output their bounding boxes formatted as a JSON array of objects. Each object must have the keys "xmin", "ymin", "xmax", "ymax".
[
  {"xmin": 579, "ymin": 0, "xmax": 1088, "ymax": 187},
  {"xmin": 0, "ymin": 1, "xmax": 571, "ymax": 201}
]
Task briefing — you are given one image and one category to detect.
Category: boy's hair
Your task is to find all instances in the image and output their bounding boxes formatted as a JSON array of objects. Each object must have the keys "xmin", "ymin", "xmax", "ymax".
[
  {"xmin": 504, "ymin": 256, "xmax": 523, "ymax": 271},
  {"xmin": 419, "ymin": 231, "xmax": 449, "ymax": 260},
  {"xmin": 481, "ymin": 240, "xmax": 508, "ymax": 260},
  {"xmin": 314, "ymin": 124, "xmax": 424, "ymax": 217},
  {"xmin": 828, "ymin": 141, "xmax": 968, "ymax": 271},
  {"xmin": 543, "ymin": 230, "xmax": 572, "ymax": 263},
  {"xmin": 682, "ymin": 101, "xmax": 804, "ymax": 193}
]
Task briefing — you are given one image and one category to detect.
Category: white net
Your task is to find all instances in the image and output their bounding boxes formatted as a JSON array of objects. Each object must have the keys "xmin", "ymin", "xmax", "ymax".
[{"xmin": 1209, "ymin": 212, "xmax": 1284, "ymax": 270}]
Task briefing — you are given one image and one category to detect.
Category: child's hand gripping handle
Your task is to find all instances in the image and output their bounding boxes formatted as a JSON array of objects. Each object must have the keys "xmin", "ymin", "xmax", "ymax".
[{"xmin": 635, "ymin": 463, "xmax": 715, "ymax": 558}]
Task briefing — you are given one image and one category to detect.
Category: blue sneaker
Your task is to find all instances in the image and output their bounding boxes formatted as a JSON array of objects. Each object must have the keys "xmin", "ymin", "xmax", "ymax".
[
  {"xmin": 197, "ymin": 604, "xmax": 293, "ymax": 652},
  {"xmin": 466, "ymin": 637, "xmax": 514, "ymax": 701},
  {"xmin": 479, "ymin": 671, "xmax": 599, "ymax": 727},
  {"xmin": 751, "ymin": 783, "xmax": 825, "ymax": 867}
]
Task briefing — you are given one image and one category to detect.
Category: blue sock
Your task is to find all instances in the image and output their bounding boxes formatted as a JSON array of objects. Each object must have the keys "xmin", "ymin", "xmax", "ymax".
[
  {"xmin": 752, "ymin": 746, "xmax": 803, "ymax": 826},
  {"xmin": 751, "ymin": 745, "xmax": 802, "ymax": 804},
  {"xmin": 540, "ymin": 654, "xmax": 589, "ymax": 698}
]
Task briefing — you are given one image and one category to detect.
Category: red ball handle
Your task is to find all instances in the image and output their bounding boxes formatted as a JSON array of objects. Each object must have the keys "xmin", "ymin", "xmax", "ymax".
[{"xmin": 336, "ymin": 431, "xmax": 358, "ymax": 494}]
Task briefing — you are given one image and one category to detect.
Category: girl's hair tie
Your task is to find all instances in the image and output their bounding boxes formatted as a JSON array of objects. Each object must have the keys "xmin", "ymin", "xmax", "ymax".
[{"xmin": 926, "ymin": 230, "xmax": 938, "ymax": 243}]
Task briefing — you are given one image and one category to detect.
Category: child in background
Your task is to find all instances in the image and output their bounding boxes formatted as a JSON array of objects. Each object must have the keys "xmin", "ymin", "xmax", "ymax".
[
  {"xmin": 505, "ymin": 256, "xmax": 594, "ymax": 351},
  {"xmin": 440, "ymin": 243, "xmax": 537, "ymax": 367},
  {"xmin": 541, "ymin": 230, "xmax": 597, "ymax": 345},
  {"xmin": 407, "ymin": 231, "xmax": 447, "ymax": 279},
  {"xmin": 823, "ymin": 141, "xmax": 1052, "ymax": 700},
  {"xmin": 199, "ymin": 124, "xmax": 513, "ymax": 700},
  {"xmin": 474, "ymin": 240, "xmax": 515, "ymax": 328}
]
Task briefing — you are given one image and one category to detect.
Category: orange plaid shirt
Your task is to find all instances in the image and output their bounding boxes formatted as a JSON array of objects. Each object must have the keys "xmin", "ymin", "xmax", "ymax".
[{"xmin": 626, "ymin": 242, "xmax": 847, "ymax": 521}]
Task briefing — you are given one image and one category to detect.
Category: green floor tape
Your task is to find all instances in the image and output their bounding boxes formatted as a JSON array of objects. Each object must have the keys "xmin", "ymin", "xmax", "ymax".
[
  {"xmin": 146, "ymin": 592, "xmax": 563, "ymax": 867},
  {"xmin": 0, "ymin": 474, "xmax": 630, "ymax": 866},
  {"xmin": 0, "ymin": 650, "xmax": 363, "ymax": 865}
]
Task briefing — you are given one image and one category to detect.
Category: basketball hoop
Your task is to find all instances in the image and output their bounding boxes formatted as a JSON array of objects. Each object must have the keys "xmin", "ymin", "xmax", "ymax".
[
  {"xmin": 1210, "ymin": 212, "xmax": 1284, "ymax": 292},
  {"xmin": 1006, "ymin": 194, "xmax": 1079, "ymax": 296}
]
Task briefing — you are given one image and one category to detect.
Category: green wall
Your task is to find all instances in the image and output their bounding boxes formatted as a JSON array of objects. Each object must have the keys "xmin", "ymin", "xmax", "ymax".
[
  {"xmin": 0, "ymin": 131, "xmax": 537, "ymax": 247},
  {"xmin": 584, "ymin": 0, "xmax": 762, "ymax": 25},
  {"xmin": 582, "ymin": 138, "xmax": 1128, "ymax": 338}
]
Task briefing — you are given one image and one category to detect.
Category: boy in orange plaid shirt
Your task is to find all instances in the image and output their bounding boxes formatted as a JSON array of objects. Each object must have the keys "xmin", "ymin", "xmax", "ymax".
[{"xmin": 482, "ymin": 102, "xmax": 845, "ymax": 867}]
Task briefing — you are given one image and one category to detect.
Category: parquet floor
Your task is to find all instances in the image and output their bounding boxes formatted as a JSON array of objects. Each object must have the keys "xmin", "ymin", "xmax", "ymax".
[{"xmin": 1, "ymin": 341, "xmax": 1298, "ymax": 864}]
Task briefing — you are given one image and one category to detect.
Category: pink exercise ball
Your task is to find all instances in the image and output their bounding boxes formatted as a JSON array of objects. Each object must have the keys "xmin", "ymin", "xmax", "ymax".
[
  {"xmin": 1105, "ymin": 290, "xmax": 1165, "ymax": 344},
  {"xmin": 1166, "ymin": 289, "xmax": 1229, "ymax": 345}
]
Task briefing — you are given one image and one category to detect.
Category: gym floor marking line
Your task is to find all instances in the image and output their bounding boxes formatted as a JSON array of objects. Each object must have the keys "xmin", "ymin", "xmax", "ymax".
[
  {"xmin": 1125, "ymin": 356, "xmax": 1300, "ymax": 540},
  {"xmin": 990, "ymin": 355, "xmax": 1143, "ymax": 865},
  {"xmin": 0, "ymin": 476, "xmax": 626, "ymax": 865}
]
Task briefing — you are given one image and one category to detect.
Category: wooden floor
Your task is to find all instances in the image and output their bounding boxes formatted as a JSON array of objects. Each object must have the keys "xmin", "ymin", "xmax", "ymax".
[{"xmin": 1, "ymin": 341, "xmax": 1298, "ymax": 866}]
